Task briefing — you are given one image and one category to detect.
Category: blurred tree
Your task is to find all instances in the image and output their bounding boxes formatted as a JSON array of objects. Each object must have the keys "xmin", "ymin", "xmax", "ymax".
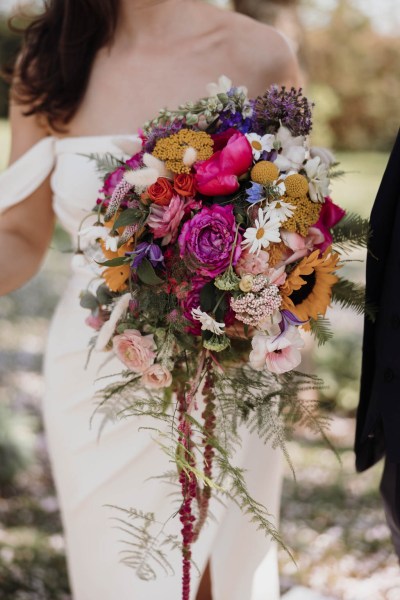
[{"xmin": 303, "ymin": 0, "xmax": 400, "ymax": 150}]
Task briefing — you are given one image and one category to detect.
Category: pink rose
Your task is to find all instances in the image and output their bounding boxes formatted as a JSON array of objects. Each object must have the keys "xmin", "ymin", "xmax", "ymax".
[
  {"xmin": 235, "ymin": 248, "xmax": 270, "ymax": 276},
  {"xmin": 194, "ymin": 131, "xmax": 253, "ymax": 196},
  {"xmin": 249, "ymin": 327, "xmax": 305, "ymax": 374},
  {"xmin": 313, "ymin": 197, "xmax": 346, "ymax": 252},
  {"xmin": 113, "ymin": 329, "xmax": 156, "ymax": 373},
  {"xmin": 141, "ymin": 364, "xmax": 173, "ymax": 389}
]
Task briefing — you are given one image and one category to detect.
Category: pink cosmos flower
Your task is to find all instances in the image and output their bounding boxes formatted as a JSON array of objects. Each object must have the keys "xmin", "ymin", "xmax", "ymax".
[
  {"xmin": 113, "ymin": 329, "xmax": 156, "ymax": 373},
  {"xmin": 147, "ymin": 195, "xmax": 196, "ymax": 246},
  {"xmin": 249, "ymin": 327, "xmax": 305, "ymax": 374},
  {"xmin": 141, "ymin": 364, "xmax": 173, "ymax": 389},
  {"xmin": 194, "ymin": 131, "xmax": 253, "ymax": 196},
  {"xmin": 313, "ymin": 197, "xmax": 346, "ymax": 252}
]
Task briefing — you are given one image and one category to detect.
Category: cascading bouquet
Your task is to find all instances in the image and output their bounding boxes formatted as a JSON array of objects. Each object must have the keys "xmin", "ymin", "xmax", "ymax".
[{"xmin": 79, "ymin": 77, "xmax": 368, "ymax": 599}]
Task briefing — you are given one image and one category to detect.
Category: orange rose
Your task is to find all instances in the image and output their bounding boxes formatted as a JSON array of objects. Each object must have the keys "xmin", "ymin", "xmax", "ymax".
[
  {"xmin": 147, "ymin": 177, "xmax": 174, "ymax": 206},
  {"xmin": 173, "ymin": 173, "xmax": 196, "ymax": 197}
]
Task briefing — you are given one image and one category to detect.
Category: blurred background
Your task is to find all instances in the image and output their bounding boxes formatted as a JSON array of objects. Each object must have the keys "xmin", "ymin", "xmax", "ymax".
[{"xmin": 0, "ymin": 0, "xmax": 399, "ymax": 599}]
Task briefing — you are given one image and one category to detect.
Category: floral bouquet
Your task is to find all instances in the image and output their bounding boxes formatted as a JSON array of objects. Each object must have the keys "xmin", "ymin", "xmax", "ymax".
[{"xmin": 79, "ymin": 77, "xmax": 368, "ymax": 599}]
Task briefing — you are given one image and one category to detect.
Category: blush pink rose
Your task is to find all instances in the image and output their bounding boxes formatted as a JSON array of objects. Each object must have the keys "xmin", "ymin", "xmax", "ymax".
[
  {"xmin": 113, "ymin": 329, "xmax": 156, "ymax": 373},
  {"xmin": 194, "ymin": 131, "xmax": 253, "ymax": 196},
  {"xmin": 249, "ymin": 327, "xmax": 304, "ymax": 374},
  {"xmin": 235, "ymin": 248, "xmax": 270, "ymax": 276},
  {"xmin": 141, "ymin": 364, "xmax": 173, "ymax": 389}
]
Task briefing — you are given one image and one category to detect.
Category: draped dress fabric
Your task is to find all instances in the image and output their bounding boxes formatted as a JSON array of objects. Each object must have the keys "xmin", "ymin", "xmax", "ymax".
[{"xmin": 0, "ymin": 134, "xmax": 284, "ymax": 600}]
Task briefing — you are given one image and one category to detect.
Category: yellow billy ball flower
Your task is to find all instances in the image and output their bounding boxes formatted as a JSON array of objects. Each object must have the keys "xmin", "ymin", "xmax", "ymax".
[
  {"xmin": 284, "ymin": 174, "xmax": 309, "ymax": 198},
  {"xmin": 250, "ymin": 161, "xmax": 280, "ymax": 184}
]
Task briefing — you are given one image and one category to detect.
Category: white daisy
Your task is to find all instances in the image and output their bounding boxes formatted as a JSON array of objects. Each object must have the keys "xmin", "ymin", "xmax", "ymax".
[
  {"xmin": 304, "ymin": 156, "xmax": 331, "ymax": 203},
  {"xmin": 242, "ymin": 208, "xmax": 281, "ymax": 255},
  {"xmin": 264, "ymin": 199, "xmax": 295, "ymax": 222},
  {"xmin": 245, "ymin": 132, "xmax": 275, "ymax": 161},
  {"xmin": 191, "ymin": 307, "xmax": 226, "ymax": 336}
]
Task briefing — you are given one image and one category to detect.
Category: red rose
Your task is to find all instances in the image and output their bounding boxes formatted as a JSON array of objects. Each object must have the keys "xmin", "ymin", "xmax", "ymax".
[
  {"xmin": 147, "ymin": 177, "xmax": 174, "ymax": 206},
  {"xmin": 173, "ymin": 173, "xmax": 196, "ymax": 197}
]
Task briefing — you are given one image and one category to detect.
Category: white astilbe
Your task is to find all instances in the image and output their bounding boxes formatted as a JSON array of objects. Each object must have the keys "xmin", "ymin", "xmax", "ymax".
[
  {"xmin": 95, "ymin": 293, "xmax": 131, "ymax": 351},
  {"xmin": 191, "ymin": 307, "xmax": 225, "ymax": 335}
]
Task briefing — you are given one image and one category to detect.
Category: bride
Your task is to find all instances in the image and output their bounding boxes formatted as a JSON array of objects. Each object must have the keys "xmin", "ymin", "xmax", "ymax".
[{"xmin": 0, "ymin": 1, "xmax": 300, "ymax": 598}]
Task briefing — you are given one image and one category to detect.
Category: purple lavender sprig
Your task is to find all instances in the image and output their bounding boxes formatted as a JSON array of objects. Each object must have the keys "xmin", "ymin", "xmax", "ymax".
[{"xmin": 252, "ymin": 86, "xmax": 314, "ymax": 137}]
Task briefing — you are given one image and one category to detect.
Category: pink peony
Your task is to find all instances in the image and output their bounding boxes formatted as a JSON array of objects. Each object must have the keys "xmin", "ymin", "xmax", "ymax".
[
  {"xmin": 147, "ymin": 195, "xmax": 195, "ymax": 246},
  {"xmin": 313, "ymin": 197, "xmax": 346, "ymax": 252},
  {"xmin": 194, "ymin": 131, "xmax": 253, "ymax": 196},
  {"xmin": 249, "ymin": 327, "xmax": 305, "ymax": 374},
  {"xmin": 113, "ymin": 329, "xmax": 156, "ymax": 373},
  {"xmin": 141, "ymin": 364, "xmax": 173, "ymax": 389},
  {"xmin": 178, "ymin": 204, "xmax": 241, "ymax": 277}
]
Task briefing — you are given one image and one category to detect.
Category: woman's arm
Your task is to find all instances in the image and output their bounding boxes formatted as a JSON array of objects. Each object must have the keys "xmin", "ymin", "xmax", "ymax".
[{"xmin": 0, "ymin": 102, "xmax": 55, "ymax": 296}]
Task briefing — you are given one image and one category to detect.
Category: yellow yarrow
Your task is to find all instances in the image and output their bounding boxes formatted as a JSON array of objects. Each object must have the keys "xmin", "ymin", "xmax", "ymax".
[
  {"xmin": 152, "ymin": 129, "xmax": 214, "ymax": 174},
  {"xmin": 250, "ymin": 161, "xmax": 280, "ymax": 184},
  {"xmin": 284, "ymin": 174, "xmax": 309, "ymax": 198},
  {"xmin": 281, "ymin": 194, "xmax": 322, "ymax": 237}
]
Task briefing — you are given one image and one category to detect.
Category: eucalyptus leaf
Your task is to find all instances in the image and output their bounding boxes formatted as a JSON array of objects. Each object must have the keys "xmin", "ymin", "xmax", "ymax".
[{"xmin": 137, "ymin": 258, "xmax": 164, "ymax": 286}]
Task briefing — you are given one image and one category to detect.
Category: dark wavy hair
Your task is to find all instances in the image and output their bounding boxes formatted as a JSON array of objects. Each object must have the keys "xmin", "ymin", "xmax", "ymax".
[{"xmin": 7, "ymin": 0, "xmax": 118, "ymax": 130}]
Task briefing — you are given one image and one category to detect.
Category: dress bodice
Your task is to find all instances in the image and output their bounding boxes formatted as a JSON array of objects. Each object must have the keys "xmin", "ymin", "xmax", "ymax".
[{"xmin": 0, "ymin": 134, "xmax": 140, "ymax": 243}]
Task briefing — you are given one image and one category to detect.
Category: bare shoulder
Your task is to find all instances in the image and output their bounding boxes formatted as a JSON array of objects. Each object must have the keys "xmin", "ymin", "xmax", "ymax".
[
  {"xmin": 198, "ymin": 4, "xmax": 301, "ymax": 92},
  {"xmin": 228, "ymin": 12, "xmax": 300, "ymax": 91}
]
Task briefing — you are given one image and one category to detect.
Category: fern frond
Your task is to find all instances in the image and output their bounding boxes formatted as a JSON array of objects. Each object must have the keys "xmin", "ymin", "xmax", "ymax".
[
  {"xmin": 332, "ymin": 212, "xmax": 370, "ymax": 254},
  {"xmin": 331, "ymin": 278, "xmax": 367, "ymax": 316},
  {"xmin": 309, "ymin": 317, "xmax": 333, "ymax": 346},
  {"xmin": 81, "ymin": 152, "xmax": 125, "ymax": 176}
]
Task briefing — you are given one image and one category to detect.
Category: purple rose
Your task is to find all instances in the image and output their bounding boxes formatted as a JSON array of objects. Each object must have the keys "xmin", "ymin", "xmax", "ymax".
[{"xmin": 178, "ymin": 205, "xmax": 241, "ymax": 277}]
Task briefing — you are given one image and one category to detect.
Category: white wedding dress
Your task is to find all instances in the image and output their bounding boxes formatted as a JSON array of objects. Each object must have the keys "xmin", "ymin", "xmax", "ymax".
[{"xmin": 0, "ymin": 134, "xmax": 283, "ymax": 600}]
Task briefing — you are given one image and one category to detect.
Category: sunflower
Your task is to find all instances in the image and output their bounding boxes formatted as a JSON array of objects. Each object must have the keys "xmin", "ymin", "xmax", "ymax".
[
  {"xmin": 100, "ymin": 239, "xmax": 134, "ymax": 293},
  {"xmin": 280, "ymin": 248, "xmax": 341, "ymax": 326}
]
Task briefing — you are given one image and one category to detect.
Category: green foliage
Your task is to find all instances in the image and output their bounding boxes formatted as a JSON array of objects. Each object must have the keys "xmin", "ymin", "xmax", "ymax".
[
  {"xmin": 331, "ymin": 277, "xmax": 375, "ymax": 320},
  {"xmin": 81, "ymin": 152, "xmax": 125, "ymax": 176},
  {"xmin": 332, "ymin": 212, "xmax": 370, "ymax": 254},
  {"xmin": 112, "ymin": 208, "xmax": 143, "ymax": 230},
  {"xmin": 136, "ymin": 258, "xmax": 164, "ymax": 286},
  {"xmin": 309, "ymin": 317, "xmax": 334, "ymax": 346}
]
